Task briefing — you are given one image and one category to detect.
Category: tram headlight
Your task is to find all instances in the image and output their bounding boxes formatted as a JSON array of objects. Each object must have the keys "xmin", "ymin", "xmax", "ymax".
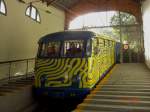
[
  {"xmin": 41, "ymin": 75, "xmax": 45, "ymax": 81},
  {"xmin": 40, "ymin": 75, "xmax": 47, "ymax": 86},
  {"xmin": 87, "ymin": 74, "xmax": 93, "ymax": 81},
  {"xmin": 72, "ymin": 74, "xmax": 80, "ymax": 82},
  {"xmin": 64, "ymin": 73, "xmax": 69, "ymax": 80},
  {"xmin": 76, "ymin": 75, "xmax": 81, "ymax": 80}
]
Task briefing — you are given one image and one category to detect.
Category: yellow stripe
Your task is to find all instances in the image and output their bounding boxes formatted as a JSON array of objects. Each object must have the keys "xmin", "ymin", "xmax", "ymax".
[
  {"xmin": 75, "ymin": 65, "xmax": 117, "ymax": 112},
  {"xmin": 47, "ymin": 59, "xmax": 80, "ymax": 87},
  {"xmin": 37, "ymin": 59, "xmax": 66, "ymax": 86},
  {"xmin": 36, "ymin": 59, "xmax": 65, "ymax": 84},
  {"xmin": 36, "ymin": 59, "xmax": 54, "ymax": 67}
]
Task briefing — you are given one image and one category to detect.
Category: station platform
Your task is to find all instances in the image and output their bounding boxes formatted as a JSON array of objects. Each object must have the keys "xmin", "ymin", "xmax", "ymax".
[
  {"xmin": 75, "ymin": 63, "xmax": 150, "ymax": 112},
  {"xmin": 0, "ymin": 76, "xmax": 34, "ymax": 112}
]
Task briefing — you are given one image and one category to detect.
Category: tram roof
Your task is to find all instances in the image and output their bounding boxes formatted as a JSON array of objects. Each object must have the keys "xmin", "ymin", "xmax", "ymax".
[{"xmin": 39, "ymin": 31, "xmax": 96, "ymax": 43}]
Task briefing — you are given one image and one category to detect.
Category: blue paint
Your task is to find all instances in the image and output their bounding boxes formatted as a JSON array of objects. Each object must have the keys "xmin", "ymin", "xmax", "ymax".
[
  {"xmin": 35, "ymin": 87, "xmax": 90, "ymax": 98},
  {"xmin": 39, "ymin": 31, "xmax": 95, "ymax": 43}
]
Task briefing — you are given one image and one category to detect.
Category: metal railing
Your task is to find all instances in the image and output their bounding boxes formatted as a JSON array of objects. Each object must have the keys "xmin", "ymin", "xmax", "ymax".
[{"xmin": 0, "ymin": 58, "xmax": 35, "ymax": 82}]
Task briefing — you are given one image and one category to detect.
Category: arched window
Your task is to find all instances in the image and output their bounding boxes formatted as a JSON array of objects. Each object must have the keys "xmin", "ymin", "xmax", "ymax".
[
  {"xmin": 25, "ymin": 5, "xmax": 41, "ymax": 23},
  {"xmin": 0, "ymin": 0, "xmax": 7, "ymax": 15}
]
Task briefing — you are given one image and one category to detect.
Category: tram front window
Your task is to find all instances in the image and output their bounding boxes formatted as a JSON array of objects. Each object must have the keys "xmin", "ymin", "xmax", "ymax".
[
  {"xmin": 38, "ymin": 40, "xmax": 90, "ymax": 58},
  {"xmin": 64, "ymin": 40, "xmax": 85, "ymax": 57},
  {"xmin": 39, "ymin": 42, "xmax": 60, "ymax": 58}
]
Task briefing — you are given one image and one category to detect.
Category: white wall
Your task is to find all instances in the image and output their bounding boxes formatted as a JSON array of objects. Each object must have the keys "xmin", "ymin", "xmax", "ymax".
[
  {"xmin": 0, "ymin": 0, "xmax": 65, "ymax": 61},
  {"xmin": 142, "ymin": 0, "xmax": 150, "ymax": 68},
  {"xmin": 0, "ymin": 0, "xmax": 65, "ymax": 79}
]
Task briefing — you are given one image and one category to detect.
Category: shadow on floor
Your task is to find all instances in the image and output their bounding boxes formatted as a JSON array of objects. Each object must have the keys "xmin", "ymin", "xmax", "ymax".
[{"xmin": 33, "ymin": 96, "xmax": 83, "ymax": 112}]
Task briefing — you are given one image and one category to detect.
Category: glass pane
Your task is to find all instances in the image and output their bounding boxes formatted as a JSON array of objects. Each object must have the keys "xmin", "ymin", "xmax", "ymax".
[
  {"xmin": 86, "ymin": 39, "xmax": 91, "ymax": 56},
  {"xmin": 11, "ymin": 61, "xmax": 26, "ymax": 77},
  {"xmin": 88, "ymin": 27, "xmax": 120, "ymax": 42},
  {"xmin": 69, "ymin": 16, "xmax": 84, "ymax": 29},
  {"xmin": 107, "ymin": 11, "xmax": 118, "ymax": 26},
  {"xmin": 69, "ymin": 11, "xmax": 119, "ymax": 29},
  {"xmin": 26, "ymin": 7, "xmax": 30, "ymax": 16},
  {"xmin": 37, "ymin": 14, "xmax": 40, "ymax": 22},
  {"xmin": 120, "ymin": 12, "xmax": 138, "ymax": 25},
  {"xmin": 39, "ymin": 42, "xmax": 61, "ymax": 58},
  {"xmin": 69, "ymin": 11, "xmax": 138, "ymax": 29},
  {"xmin": 84, "ymin": 13, "xmax": 103, "ymax": 27},
  {"xmin": 28, "ymin": 59, "xmax": 35, "ymax": 73},
  {"xmin": 31, "ymin": 7, "xmax": 36, "ymax": 19},
  {"xmin": 0, "ymin": 63, "xmax": 10, "ymax": 79},
  {"xmin": 0, "ymin": 1, "xmax": 6, "ymax": 14},
  {"xmin": 64, "ymin": 40, "xmax": 84, "ymax": 57},
  {"xmin": 98, "ymin": 12, "xmax": 107, "ymax": 26}
]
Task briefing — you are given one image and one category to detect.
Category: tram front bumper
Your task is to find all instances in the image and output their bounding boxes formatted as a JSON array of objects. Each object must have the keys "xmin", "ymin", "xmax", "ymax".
[{"xmin": 34, "ymin": 87, "xmax": 90, "ymax": 98}]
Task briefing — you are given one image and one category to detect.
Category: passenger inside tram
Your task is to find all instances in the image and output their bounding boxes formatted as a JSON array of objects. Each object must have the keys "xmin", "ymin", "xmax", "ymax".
[
  {"xmin": 66, "ymin": 43, "xmax": 82, "ymax": 57},
  {"xmin": 47, "ymin": 45, "xmax": 56, "ymax": 57}
]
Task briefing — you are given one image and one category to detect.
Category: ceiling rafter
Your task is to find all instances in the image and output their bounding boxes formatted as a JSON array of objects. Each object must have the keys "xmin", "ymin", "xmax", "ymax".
[
  {"xmin": 40, "ymin": 0, "xmax": 80, "ymax": 9},
  {"xmin": 40, "ymin": 0, "xmax": 143, "ymax": 11},
  {"xmin": 42, "ymin": 0, "xmax": 79, "ymax": 16},
  {"xmin": 46, "ymin": 0, "xmax": 57, "ymax": 6}
]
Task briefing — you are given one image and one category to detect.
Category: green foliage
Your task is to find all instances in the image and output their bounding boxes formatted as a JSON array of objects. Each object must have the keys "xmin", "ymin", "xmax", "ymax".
[
  {"xmin": 110, "ymin": 12, "xmax": 137, "ymax": 26},
  {"xmin": 110, "ymin": 12, "xmax": 138, "ymax": 42}
]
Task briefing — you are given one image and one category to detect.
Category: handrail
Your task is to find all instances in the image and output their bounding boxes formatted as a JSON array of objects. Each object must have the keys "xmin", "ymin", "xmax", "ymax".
[
  {"xmin": 0, "ymin": 58, "xmax": 35, "ymax": 64},
  {"xmin": 0, "ymin": 58, "xmax": 35, "ymax": 82}
]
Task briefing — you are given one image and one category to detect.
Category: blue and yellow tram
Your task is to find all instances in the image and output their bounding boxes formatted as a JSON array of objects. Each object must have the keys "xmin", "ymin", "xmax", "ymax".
[{"xmin": 34, "ymin": 31, "xmax": 117, "ymax": 98}]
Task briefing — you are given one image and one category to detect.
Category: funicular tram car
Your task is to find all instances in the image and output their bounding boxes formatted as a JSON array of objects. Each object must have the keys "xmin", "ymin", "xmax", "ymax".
[{"xmin": 34, "ymin": 31, "xmax": 117, "ymax": 98}]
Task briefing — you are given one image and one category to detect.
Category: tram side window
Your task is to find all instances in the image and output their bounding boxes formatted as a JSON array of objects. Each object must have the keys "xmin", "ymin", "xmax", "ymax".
[
  {"xmin": 39, "ymin": 42, "xmax": 60, "ymax": 58},
  {"xmin": 98, "ymin": 39, "xmax": 104, "ymax": 54},
  {"xmin": 105, "ymin": 40, "xmax": 108, "ymax": 47},
  {"xmin": 109, "ymin": 41, "xmax": 111, "ymax": 47},
  {"xmin": 99, "ymin": 39, "xmax": 104, "ymax": 47},
  {"xmin": 64, "ymin": 40, "xmax": 84, "ymax": 57},
  {"xmin": 86, "ymin": 39, "xmax": 91, "ymax": 56},
  {"xmin": 93, "ymin": 39, "xmax": 99, "ymax": 55}
]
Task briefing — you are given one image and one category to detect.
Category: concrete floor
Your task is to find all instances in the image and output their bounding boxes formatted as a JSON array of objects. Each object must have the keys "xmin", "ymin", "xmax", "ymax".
[
  {"xmin": 0, "ymin": 77, "xmax": 34, "ymax": 112},
  {"xmin": 1, "ymin": 63, "xmax": 150, "ymax": 112},
  {"xmin": 75, "ymin": 63, "xmax": 150, "ymax": 112}
]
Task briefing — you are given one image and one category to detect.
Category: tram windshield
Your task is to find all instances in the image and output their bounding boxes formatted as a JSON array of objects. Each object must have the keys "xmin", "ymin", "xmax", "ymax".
[
  {"xmin": 38, "ymin": 40, "xmax": 90, "ymax": 58},
  {"xmin": 64, "ymin": 40, "xmax": 84, "ymax": 57},
  {"xmin": 38, "ymin": 41, "xmax": 61, "ymax": 58}
]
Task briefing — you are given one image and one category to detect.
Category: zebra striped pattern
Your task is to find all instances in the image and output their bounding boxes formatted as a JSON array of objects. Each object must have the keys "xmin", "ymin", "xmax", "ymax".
[{"xmin": 35, "ymin": 58, "xmax": 95, "ymax": 88}]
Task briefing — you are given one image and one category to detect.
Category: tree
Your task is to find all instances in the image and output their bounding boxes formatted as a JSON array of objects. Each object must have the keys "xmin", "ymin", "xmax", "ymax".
[
  {"xmin": 110, "ymin": 12, "xmax": 137, "ymax": 26},
  {"xmin": 110, "ymin": 12, "xmax": 142, "ymax": 62},
  {"xmin": 110, "ymin": 12, "xmax": 138, "ymax": 43}
]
